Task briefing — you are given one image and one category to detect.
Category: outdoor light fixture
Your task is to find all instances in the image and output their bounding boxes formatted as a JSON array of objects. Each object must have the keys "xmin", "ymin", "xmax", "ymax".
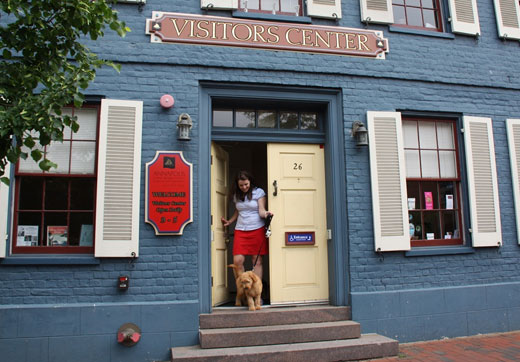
[
  {"xmin": 352, "ymin": 121, "xmax": 369, "ymax": 146},
  {"xmin": 177, "ymin": 113, "xmax": 193, "ymax": 141}
]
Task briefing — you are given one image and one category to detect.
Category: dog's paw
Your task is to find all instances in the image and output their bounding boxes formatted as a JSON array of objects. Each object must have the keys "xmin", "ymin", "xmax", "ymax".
[{"xmin": 255, "ymin": 305, "xmax": 261, "ymax": 310}]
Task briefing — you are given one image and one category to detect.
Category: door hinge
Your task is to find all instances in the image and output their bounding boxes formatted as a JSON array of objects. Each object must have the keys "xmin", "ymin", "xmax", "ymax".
[
  {"xmin": 211, "ymin": 214, "xmax": 213, "ymax": 225},
  {"xmin": 210, "ymin": 155, "xmax": 213, "ymax": 165},
  {"xmin": 211, "ymin": 276, "xmax": 213, "ymax": 287}
]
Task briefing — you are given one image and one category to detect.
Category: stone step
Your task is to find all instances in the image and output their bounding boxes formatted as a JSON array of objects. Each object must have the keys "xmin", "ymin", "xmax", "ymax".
[
  {"xmin": 200, "ymin": 320, "xmax": 361, "ymax": 348},
  {"xmin": 200, "ymin": 305, "xmax": 351, "ymax": 329},
  {"xmin": 171, "ymin": 334, "xmax": 398, "ymax": 362}
]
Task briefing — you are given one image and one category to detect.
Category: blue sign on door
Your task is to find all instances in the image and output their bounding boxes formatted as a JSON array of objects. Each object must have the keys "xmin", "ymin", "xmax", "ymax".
[{"xmin": 285, "ymin": 232, "xmax": 315, "ymax": 245}]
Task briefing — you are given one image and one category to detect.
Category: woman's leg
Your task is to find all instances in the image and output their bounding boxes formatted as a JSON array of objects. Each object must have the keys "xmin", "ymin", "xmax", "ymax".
[
  {"xmin": 252, "ymin": 255, "xmax": 263, "ymax": 280},
  {"xmin": 233, "ymin": 254, "xmax": 245, "ymax": 274}
]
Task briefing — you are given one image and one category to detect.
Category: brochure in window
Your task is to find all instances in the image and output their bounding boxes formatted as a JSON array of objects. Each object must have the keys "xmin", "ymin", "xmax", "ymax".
[
  {"xmin": 424, "ymin": 192, "xmax": 433, "ymax": 210},
  {"xmin": 17, "ymin": 225, "xmax": 39, "ymax": 246},
  {"xmin": 446, "ymin": 194, "xmax": 453, "ymax": 209},
  {"xmin": 408, "ymin": 198, "xmax": 416, "ymax": 210},
  {"xmin": 47, "ymin": 226, "xmax": 68, "ymax": 246}
]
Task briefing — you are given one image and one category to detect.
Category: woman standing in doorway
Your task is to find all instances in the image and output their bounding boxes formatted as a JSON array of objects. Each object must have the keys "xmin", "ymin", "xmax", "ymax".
[{"xmin": 221, "ymin": 170, "xmax": 273, "ymax": 281}]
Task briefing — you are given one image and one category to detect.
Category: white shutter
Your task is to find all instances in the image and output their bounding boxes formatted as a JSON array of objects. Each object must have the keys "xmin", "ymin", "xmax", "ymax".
[
  {"xmin": 95, "ymin": 99, "xmax": 143, "ymax": 257},
  {"xmin": 0, "ymin": 163, "xmax": 11, "ymax": 258},
  {"xmin": 463, "ymin": 116, "xmax": 501, "ymax": 247},
  {"xmin": 367, "ymin": 112, "xmax": 410, "ymax": 252},
  {"xmin": 201, "ymin": 0, "xmax": 238, "ymax": 10},
  {"xmin": 447, "ymin": 0, "xmax": 481, "ymax": 36},
  {"xmin": 493, "ymin": 0, "xmax": 520, "ymax": 40},
  {"xmin": 506, "ymin": 119, "xmax": 520, "ymax": 244},
  {"xmin": 307, "ymin": 0, "xmax": 342, "ymax": 19},
  {"xmin": 359, "ymin": 0, "xmax": 394, "ymax": 24}
]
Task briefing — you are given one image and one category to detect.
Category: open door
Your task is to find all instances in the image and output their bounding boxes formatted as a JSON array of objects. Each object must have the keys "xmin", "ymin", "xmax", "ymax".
[
  {"xmin": 211, "ymin": 142, "xmax": 230, "ymax": 306},
  {"xmin": 267, "ymin": 143, "xmax": 329, "ymax": 304}
]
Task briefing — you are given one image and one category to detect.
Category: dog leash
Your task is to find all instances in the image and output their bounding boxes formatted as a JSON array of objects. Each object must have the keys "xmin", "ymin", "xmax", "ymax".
[{"xmin": 252, "ymin": 214, "xmax": 273, "ymax": 270}]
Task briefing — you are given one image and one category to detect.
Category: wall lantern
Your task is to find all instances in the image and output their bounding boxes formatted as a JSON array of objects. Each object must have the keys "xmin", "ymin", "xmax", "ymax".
[
  {"xmin": 177, "ymin": 113, "xmax": 193, "ymax": 141},
  {"xmin": 352, "ymin": 121, "xmax": 369, "ymax": 147}
]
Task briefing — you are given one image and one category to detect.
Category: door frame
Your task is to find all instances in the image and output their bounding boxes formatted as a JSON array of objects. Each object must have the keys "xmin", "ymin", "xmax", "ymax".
[{"xmin": 199, "ymin": 83, "xmax": 348, "ymax": 313}]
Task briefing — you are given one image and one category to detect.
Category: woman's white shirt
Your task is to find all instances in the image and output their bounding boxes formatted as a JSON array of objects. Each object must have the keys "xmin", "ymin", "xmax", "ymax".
[{"xmin": 235, "ymin": 187, "xmax": 265, "ymax": 231}]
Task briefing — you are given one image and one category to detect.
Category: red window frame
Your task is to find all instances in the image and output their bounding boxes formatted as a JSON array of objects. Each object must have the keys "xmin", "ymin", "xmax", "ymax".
[
  {"xmin": 12, "ymin": 105, "xmax": 100, "ymax": 254},
  {"xmin": 392, "ymin": 0, "xmax": 444, "ymax": 32},
  {"xmin": 403, "ymin": 117, "xmax": 464, "ymax": 247},
  {"xmin": 238, "ymin": 0, "xmax": 303, "ymax": 16}
]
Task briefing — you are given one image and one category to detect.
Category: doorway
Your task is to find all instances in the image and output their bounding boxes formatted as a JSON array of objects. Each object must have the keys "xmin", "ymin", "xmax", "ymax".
[{"xmin": 200, "ymin": 83, "xmax": 348, "ymax": 312}]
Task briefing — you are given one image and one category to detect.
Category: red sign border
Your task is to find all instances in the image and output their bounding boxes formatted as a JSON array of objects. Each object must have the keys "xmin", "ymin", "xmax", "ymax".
[{"xmin": 145, "ymin": 151, "xmax": 193, "ymax": 235}]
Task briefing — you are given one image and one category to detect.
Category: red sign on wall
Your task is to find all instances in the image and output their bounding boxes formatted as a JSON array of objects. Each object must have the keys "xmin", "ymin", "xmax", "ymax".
[{"xmin": 145, "ymin": 151, "xmax": 193, "ymax": 235}]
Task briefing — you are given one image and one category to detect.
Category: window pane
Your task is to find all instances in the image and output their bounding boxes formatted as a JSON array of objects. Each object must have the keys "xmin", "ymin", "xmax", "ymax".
[
  {"xmin": 409, "ymin": 210, "xmax": 422, "ymax": 239},
  {"xmin": 423, "ymin": 211, "xmax": 441, "ymax": 239},
  {"xmin": 393, "ymin": 0, "xmax": 404, "ymax": 5},
  {"xmin": 236, "ymin": 110, "xmax": 255, "ymax": 128},
  {"xmin": 403, "ymin": 121, "xmax": 418, "ymax": 148},
  {"xmin": 46, "ymin": 142, "xmax": 71, "ymax": 174},
  {"xmin": 280, "ymin": 112, "xmax": 298, "ymax": 129},
  {"xmin": 44, "ymin": 213, "xmax": 68, "ymax": 246},
  {"xmin": 243, "ymin": 0, "xmax": 260, "ymax": 10},
  {"xmin": 258, "ymin": 111, "xmax": 276, "ymax": 128},
  {"xmin": 213, "ymin": 110, "xmax": 233, "ymax": 127},
  {"xmin": 422, "ymin": 0, "xmax": 434, "ymax": 7},
  {"xmin": 70, "ymin": 213, "xmax": 94, "ymax": 246},
  {"xmin": 442, "ymin": 210, "xmax": 459, "ymax": 239},
  {"xmin": 45, "ymin": 178, "xmax": 68, "ymax": 210},
  {"xmin": 301, "ymin": 112, "xmax": 318, "ymax": 130},
  {"xmin": 18, "ymin": 144, "xmax": 44, "ymax": 173},
  {"xmin": 74, "ymin": 108, "xmax": 97, "ymax": 140},
  {"xmin": 281, "ymin": 0, "xmax": 299, "ymax": 13},
  {"xmin": 393, "ymin": 6, "xmax": 407, "ymax": 24},
  {"xmin": 420, "ymin": 150, "xmax": 439, "ymax": 177},
  {"xmin": 405, "ymin": 0, "xmax": 421, "ymax": 6},
  {"xmin": 418, "ymin": 121, "xmax": 437, "ymax": 148},
  {"xmin": 18, "ymin": 177, "xmax": 43, "ymax": 210},
  {"xmin": 16, "ymin": 213, "xmax": 42, "ymax": 246},
  {"xmin": 439, "ymin": 151, "xmax": 457, "ymax": 178},
  {"xmin": 437, "ymin": 122, "xmax": 454, "ymax": 149},
  {"xmin": 70, "ymin": 141, "xmax": 96, "ymax": 174},
  {"xmin": 61, "ymin": 108, "xmax": 73, "ymax": 139},
  {"xmin": 423, "ymin": 9, "xmax": 438, "ymax": 28},
  {"xmin": 70, "ymin": 179, "xmax": 95, "ymax": 210},
  {"xmin": 439, "ymin": 182, "xmax": 456, "ymax": 209},
  {"xmin": 407, "ymin": 181, "xmax": 421, "ymax": 209},
  {"xmin": 406, "ymin": 7, "xmax": 424, "ymax": 27},
  {"xmin": 405, "ymin": 150, "xmax": 421, "ymax": 177},
  {"xmin": 262, "ymin": 0, "xmax": 279, "ymax": 12}
]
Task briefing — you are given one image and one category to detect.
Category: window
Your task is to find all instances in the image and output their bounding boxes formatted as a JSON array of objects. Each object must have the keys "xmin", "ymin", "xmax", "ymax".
[
  {"xmin": 13, "ymin": 106, "xmax": 99, "ymax": 254},
  {"xmin": 403, "ymin": 118, "xmax": 463, "ymax": 246},
  {"xmin": 392, "ymin": 0, "xmax": 443, "ymax": 31},
  {"xmin": 213, "ymin": 107, "xmax": 319, "ymax": 130},
  {"xmin": 238, "ymin": 0, "xmax": 303, "ymax": 16}
]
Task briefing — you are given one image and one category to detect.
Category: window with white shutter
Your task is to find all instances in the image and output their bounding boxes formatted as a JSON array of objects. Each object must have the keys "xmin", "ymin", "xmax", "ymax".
[
  {"xmin": 360, "ymin": 0, "xmax": 394, "ymax": 24},
  {"xmin": 201, "ymin": 0, "xmax": 238, "ymax": 10},
  {"xmin": 506, "ymin": 119, "xmax": 520, "ymax": 244},
  {"xmin": 307, "ymin": 0, "xmax": 342, "ymax": 19},
  {"xmin": 367, "ymin": 111, "xmax": 410, "ymax": 252},
  {"xmin": 95, "ymin": 99, "xmax": 143, "ymax": 258},
  {"xmin": 462, "ymin": 116, "xmax": 501, "ymax": 247},
  {"xmin": 0, "ymin": 163, "xmax": 11, "ymax": 258},
  {"xmin": 493, "ymin": 0, "xmax": 520, "ymax": 40},
  {"xmin": 447, "ymin": 0, "xmax": 481, "ymax": 35}
]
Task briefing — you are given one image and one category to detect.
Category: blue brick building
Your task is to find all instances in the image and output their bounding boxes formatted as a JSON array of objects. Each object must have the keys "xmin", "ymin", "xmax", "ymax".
[{"xmin": 1, "ymin": 0, "xmax": 520, "ymax": 361}]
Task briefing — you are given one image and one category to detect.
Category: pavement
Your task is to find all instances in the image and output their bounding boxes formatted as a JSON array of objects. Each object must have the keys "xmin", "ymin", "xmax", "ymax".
[{"xmin": 367, "ymin": 331, "xmax": 520, "ymax": 362}]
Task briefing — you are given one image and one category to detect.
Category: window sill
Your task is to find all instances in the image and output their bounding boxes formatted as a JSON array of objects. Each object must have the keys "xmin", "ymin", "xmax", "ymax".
[
  {"xmin": 405, "ymin": 245, "xmax": 474, "ymax": 257},
  {"xmin": 233, "ymin": 11, "xmax": 312, "ymax": 24},
  {"xmin": 0, "ymin": 255, "xmax": 101, "ymax": 265},
  {"xmin": 389, "ymin": 25, "xmax": 455, "ymax": 39}
]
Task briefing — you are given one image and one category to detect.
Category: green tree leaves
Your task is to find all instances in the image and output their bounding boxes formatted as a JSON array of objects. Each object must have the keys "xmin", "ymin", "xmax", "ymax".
[{"xmin": 0, "ymin": 0, "xmax": 129, "ymax": 185}]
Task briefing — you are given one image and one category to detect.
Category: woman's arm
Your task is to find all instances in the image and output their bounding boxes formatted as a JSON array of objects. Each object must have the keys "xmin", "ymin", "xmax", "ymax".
[
  {"xmin": 257, "ymin": 197, "xmax": 273, "ymax": 218},
  {"xmin": 221, "ymin": 209, "xmax": 238, "ymax": 227}
]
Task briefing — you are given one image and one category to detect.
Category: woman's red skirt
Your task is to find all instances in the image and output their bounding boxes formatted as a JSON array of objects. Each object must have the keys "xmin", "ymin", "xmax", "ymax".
[{"xmin": 233, "ymin": 227, "xmax": 268, "ymax": 255}]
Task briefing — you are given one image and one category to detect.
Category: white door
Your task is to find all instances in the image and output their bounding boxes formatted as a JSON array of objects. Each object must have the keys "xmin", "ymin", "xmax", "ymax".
[
  {"xmin": 267, "ymin": 143, "xmax": 329, "ymax": 304},
  {"xmin": 211, "ymin": 143, "xmax": 230, "ymax": 306}
]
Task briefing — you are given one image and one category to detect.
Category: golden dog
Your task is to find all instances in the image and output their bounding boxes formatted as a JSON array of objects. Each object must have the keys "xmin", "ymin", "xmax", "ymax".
[{"xmin": 228, "ymin": 264, "xmax": 262, "ymax": 311}]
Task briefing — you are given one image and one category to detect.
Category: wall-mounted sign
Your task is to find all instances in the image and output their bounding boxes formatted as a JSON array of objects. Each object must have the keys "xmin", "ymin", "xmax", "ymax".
[
  {"xmin": 145, "ymin": 151, "xmax": 193, "ymax": 235},
  {"xmin": 285, "ymin": 231, "xmax": 315, "ymax": 245},
  {"xmin": 146, "ymin": 12, "xmax": 389, "ymax": 59}
]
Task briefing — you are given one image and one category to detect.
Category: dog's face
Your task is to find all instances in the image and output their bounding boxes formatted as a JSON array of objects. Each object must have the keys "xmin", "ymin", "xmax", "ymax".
[{"xmin": 238, "ymin": 273, "xmax": 255, "ymax": 291}]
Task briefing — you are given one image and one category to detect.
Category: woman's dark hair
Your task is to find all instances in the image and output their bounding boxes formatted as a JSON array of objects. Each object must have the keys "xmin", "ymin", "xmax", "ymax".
[{"xmin": 230, "ymin": 170, "xmax": 257, "ymax": 201}]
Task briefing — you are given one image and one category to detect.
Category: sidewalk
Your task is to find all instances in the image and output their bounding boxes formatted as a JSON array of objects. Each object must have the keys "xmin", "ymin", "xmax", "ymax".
[{"xmin": 368, "ymin": 331, "xmax": 520, "ymax": 362}]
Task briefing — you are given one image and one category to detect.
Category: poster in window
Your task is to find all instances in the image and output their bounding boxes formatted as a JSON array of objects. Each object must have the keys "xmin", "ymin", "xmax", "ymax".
[
  {"xmin": 17, "ymin": 225, "xmax": 39, "ymax": 246},
  {"xmin": 79, "ymin": 224, "xmax": 93, "ymax": 246},
  {"xmin": 446, "ymin": 194, "xmax": 453, "ymax": 209},
  {"xmin": 47, "ymin": 226, "xmax": 68, "ymax": 246},
  {"xmin": 424, "ymin": 192, "xmax": 434, "ymax": 210}
]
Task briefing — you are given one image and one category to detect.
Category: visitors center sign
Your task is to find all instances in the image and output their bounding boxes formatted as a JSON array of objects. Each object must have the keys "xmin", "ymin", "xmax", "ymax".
[{"xmin": 146, "ymin": 12, "xmax": 389, "ymax": 59}]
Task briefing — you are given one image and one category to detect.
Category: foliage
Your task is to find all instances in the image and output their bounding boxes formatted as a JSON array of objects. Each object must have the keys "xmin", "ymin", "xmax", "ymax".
[{"xmin": 0, "ymin": 0, "xmax": 130, "ymax": 185}]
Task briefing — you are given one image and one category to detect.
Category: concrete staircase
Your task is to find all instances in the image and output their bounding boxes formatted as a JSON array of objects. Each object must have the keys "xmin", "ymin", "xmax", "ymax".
[{"xmin": 170, "ymin": 306, "xmax": 398, "ymax": 361}]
